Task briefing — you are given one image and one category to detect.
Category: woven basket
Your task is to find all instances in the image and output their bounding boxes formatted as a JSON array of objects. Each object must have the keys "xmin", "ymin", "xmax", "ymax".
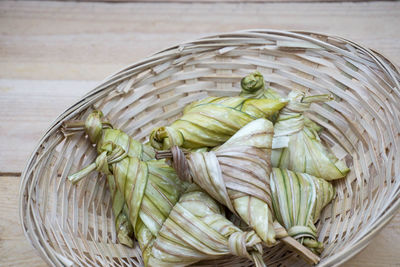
[{"xmin": 20, "ymin": 30, "xmax": 400, "ymax": 267}]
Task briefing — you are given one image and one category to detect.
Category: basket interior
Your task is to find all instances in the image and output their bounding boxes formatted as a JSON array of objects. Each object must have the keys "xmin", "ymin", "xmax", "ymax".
[{"xmin": 21, "ymin": 31, "xmax": 400, "ymax": 267}]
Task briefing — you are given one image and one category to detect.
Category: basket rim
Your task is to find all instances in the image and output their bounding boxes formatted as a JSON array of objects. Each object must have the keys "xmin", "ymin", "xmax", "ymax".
[{"xmin": 19, "ymin": 29, "xmax": 400, "ymax": 267}]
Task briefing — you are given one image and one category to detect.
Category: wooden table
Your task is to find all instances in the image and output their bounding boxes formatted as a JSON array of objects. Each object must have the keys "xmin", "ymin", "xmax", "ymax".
[{"xmin": 1, "ymin": 1, "xmax": 399, "ymax": 266}]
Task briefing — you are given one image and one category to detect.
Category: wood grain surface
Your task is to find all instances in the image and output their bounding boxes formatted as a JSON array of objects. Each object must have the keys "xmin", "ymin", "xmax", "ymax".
[
  {"xmin": 42, "ymin": 0, "xmax": 387, "ymax": 2},
  {"xmin": 0, "ymin": 1, "xmax": 399, "ymax": 266}
]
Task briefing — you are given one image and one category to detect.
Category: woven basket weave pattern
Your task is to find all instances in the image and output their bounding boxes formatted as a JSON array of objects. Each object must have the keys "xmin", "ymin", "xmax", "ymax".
[{"xmin": 20, "ymin": 30, "xmax": 400, "ymax": 267}]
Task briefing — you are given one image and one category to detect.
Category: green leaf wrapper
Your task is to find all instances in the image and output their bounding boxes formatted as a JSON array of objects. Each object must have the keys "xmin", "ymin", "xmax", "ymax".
[
  {"xmin": 145, "ymin": 184, "xmax": 265, "ymax": 267},
  {"xmin": 271, "ymin": 91, "xmax": 350, "ymax": 180},
  {"xmin": 240, "ymin": 71, "xmax": 282, "ymax": 101},
  {"xmin": 150, "ymin": 96, "xmax": 287, "ymax": 150},
  {"xmin": 168, "ymin": 119, "xmax": 278, "ymax": 246},
  {"xmin": 270, "ymin": 168, "xmax": 335, "ymax": 253},
  {"xmin": 64, "ymin": 110, "xmax": 154, "ymax": 248}
]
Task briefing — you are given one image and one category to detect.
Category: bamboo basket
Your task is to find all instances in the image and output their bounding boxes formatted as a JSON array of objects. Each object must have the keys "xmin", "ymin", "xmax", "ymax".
[{"xmin": 19, "ymin": 30, "xmax": 400, "ymax": 267}]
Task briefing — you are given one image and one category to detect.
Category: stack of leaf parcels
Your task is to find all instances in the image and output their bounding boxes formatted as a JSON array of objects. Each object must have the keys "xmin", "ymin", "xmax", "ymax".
[
  {"xmin": 65, "ymin": 111, "xmax": 266, "ymax": 267},
  {"xmin": 65, "ymin": 72, "xmax": 349, "ymax": 266}
]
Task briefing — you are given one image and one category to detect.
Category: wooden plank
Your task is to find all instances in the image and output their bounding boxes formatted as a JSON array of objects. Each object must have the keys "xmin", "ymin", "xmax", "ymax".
[
  {"xmin": 0, "ymin": 1, "xmax": 399, "ymax": 81},
  {"xmin": 29, "ymin": 0, "xmax": 387, "ymax": 2},
  {"xmin": 0, "ymin": 176, "xmax": 47, "ymax": 267},
  {"xmin": 0, "ymin": 1, "xmax": 400, "ymax": 173},
  {"xmin": 1, "ymin": 175, "xmax": 399, "ymax": 266}
]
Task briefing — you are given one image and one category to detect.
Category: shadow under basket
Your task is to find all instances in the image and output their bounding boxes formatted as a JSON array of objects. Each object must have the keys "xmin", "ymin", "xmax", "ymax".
[{"xmin": 19, "ymin": 30, "xmax": 400, "ymax": 267}]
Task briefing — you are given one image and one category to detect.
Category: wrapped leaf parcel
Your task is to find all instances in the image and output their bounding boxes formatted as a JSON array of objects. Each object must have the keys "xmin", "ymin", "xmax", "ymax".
[
  {"xmin": 271, "ymin": 91, "xmax": 350, "ymax": 180},
  {"xmin": 240, "ymin": 71, "xmax": 350, "ymax": 180},
  {"xmin": 270, "ymin": 168, "xmax": 334, "ymax": 254},
  {"xmin": 65, "ymin": 111, "xmax": 266, "ymax": 267},
  {"xmin": 150, "ymin": 96, "xmax": 287, "ymax": 150},
  {"xmin": 161, "ymin": 119, "xmax": 278, "ymax": 246},
  {"xmin": 64, "ymin": 111, "xmax": 154, "ymax": 247}
]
